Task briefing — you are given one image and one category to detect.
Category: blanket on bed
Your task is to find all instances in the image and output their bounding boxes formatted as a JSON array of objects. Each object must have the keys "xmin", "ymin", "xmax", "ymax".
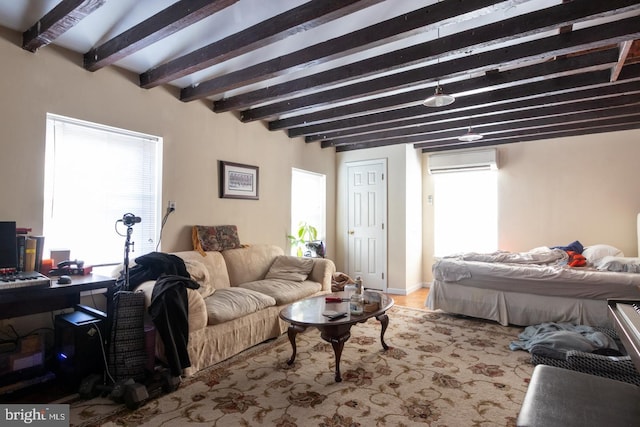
[
  {"xmin": 434, "ymin": 247, "xmax": 569, "ymax": 282},
  {"xmin": 447, "ymin": 247, "xmax": 568, "ymax": 265}
]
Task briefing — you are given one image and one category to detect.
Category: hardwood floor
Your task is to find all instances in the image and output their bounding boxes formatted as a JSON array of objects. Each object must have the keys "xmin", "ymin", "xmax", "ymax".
[{"xmin": 390, "ymin": 287, "xmax": 429, "ymax": 310}]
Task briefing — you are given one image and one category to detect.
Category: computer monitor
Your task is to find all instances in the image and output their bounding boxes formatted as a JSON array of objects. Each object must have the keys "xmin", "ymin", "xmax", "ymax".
[{"xmin": 0, "ymin": 221, "xmax": 17, "ymax": 271}]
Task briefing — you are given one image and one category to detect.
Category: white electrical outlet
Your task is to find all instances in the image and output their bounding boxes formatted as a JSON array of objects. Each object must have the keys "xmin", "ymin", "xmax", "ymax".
[{"xmin": 168, "ymin": 200, "xmax": 176, "ymax": 211}]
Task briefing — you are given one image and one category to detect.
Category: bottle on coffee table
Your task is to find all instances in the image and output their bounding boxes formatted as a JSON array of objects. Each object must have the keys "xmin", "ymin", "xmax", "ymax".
[{"xmin": 350, "ymin": 276, "xmax": 364, "ymax": 315}]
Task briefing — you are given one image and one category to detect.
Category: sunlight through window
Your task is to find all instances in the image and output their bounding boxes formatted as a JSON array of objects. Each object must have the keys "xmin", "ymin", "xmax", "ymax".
[{"xmin": 433, "ymin": 170, "xmax": 497, "ymax": 257}]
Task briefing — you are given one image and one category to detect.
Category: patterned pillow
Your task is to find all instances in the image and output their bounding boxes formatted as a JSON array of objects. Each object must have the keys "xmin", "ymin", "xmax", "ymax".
[{"xmin": 192, "ymin": 225, "xmax": 241, "ymax": 256}]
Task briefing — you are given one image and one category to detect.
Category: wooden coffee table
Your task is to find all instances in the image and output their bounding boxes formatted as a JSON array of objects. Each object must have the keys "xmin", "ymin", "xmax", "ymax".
[{"xmin": 279, "ymin": 291, "xmax": 394, "ymax": 382}]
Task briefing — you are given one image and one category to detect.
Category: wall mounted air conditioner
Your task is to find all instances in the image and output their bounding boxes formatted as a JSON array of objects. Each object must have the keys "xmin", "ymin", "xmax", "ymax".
[{"xmin": 428, "ymin": 148, "xmax": 498, "ymax": 174}]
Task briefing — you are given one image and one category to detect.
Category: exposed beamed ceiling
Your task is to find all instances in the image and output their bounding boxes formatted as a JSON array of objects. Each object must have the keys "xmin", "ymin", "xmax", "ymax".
[{"xmin": 2, "ymin": 0, "xmax": 640, "ymax": 153}]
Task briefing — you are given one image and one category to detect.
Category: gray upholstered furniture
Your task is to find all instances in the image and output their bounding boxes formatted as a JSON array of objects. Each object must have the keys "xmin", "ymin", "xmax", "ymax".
[
  {"xmin": 517, "ymin": 365, "xmax": 640, "ymax": 427},
  {"xmin": 530, "ymin": 349, "xmax": 640, "ymax": 386},
  {"xmin": 528, "ymin": 327, "xmax": 640, "ymax": 386}
]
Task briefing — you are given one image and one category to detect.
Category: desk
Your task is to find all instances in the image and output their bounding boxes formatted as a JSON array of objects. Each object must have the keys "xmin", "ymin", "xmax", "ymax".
[{"xmin": 0, "ymin": 275, "xmax": 116, "ymax": 320}]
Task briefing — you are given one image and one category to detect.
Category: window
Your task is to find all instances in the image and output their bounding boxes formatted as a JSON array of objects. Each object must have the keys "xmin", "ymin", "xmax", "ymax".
[
  {"xmin": 433, "ymin": 170, "xmax": 497, "ymax": 257},
  {"xmin": 290, "ymin": 168, "xmax": 326, "ymax": 255},
  {"xmin": 44, "ymin": 114, "xmax": 162, "ymax": 266}
]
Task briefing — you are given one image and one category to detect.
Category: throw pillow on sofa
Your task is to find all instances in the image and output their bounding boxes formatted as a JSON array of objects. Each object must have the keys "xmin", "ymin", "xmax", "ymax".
[
  {"xmin": 265, "ymin": 256, "xmax": 314, "ymax": 281},
  {"xmin": 192, "ymin": 225, "xmax": 241, "ymax": 256}
]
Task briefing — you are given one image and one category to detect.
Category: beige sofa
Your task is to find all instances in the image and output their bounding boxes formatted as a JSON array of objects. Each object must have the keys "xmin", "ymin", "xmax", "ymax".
[{"xmin": 135, "ymin": 244, "xmax": 335, "ymax": 376}]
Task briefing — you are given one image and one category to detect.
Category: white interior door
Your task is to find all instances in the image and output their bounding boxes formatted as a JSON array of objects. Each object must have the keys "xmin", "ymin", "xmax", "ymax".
[{"xmin": 347, "ymin": 160, "xmax": 387, "ymax": 291}]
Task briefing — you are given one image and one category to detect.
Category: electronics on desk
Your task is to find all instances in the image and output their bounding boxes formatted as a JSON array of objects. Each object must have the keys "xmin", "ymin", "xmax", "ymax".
[
  {"xmin": 0, "ymin": 221, "xmax": 50, "ymax": 290},
  {"xmin": 49, "ymin": 259, "xmax": 92, "ymax": 276}
]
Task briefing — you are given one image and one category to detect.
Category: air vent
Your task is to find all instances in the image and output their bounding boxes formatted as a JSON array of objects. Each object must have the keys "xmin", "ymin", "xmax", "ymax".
[{"xmin": 428, "ymin": 148, "xmax": 498, "ymax": 174}]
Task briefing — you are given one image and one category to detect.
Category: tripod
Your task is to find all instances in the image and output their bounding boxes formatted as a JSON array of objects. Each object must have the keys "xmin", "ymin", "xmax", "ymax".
[{"xmin": 121, "ymin": 212, "xmax": 140, "ymax": 292}]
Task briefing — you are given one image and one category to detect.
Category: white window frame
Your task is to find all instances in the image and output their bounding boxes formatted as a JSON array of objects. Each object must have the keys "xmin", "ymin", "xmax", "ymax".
[
  {"xmin": 290, "ymin": 168, "xmax": 326, "ymax": 255},
  {"xmin": 43, "ymin": 114, "xmax": 163, "ymax": 266}
]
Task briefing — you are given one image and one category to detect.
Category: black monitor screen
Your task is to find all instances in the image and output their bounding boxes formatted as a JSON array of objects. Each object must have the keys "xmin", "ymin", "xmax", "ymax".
[{"xmin": 0, "ymin": 221, "xmax": 17, "ymax": 270}]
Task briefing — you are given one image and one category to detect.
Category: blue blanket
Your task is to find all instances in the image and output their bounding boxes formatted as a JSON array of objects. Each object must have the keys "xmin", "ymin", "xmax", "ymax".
[
  {"xmin": 551, "ymin": 240, "xmax": 584, "ymax": 254},
  {"xmin": 509, "ymin": 322, "xmax": 618, "ymax": 358}
]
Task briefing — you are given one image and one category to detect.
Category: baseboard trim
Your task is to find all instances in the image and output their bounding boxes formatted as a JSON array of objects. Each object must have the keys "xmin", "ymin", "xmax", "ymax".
[{"xmin": 386, "ymin": 282, "xmax": 428, "ymax": 296}]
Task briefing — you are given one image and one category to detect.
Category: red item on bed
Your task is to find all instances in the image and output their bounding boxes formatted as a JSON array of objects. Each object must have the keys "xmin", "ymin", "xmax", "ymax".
[{"xmin": 567, "ymin": 251, "xmax": 587, "ymax": 267}]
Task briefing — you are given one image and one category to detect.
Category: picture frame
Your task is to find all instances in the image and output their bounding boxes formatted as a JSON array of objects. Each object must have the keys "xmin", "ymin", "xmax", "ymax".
[{"xmin": 219, "ymin": 161, "xmax": 259, "ymax": 200}]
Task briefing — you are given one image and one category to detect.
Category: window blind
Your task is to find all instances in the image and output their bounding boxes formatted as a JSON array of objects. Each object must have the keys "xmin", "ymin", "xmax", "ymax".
[{"xmin": 44, "ymin": 114, "xmax": 162, "ymax": 266}]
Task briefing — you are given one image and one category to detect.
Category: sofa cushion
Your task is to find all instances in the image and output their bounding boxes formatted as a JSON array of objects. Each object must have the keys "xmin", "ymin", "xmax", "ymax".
[
  {"xmin": 238, "ymin": 279, "xmax": 322, "ymax": 305},
  {"xmin": 174, "ymin": 250, "xmax": 231, "ymax": 297},
  {"xmin": 204, "ymin": 287, "xmax": 276, "ymax": 325},
  {"xmin": 265, "ymin": 255, "xmax": 314, "ymax": 282},
  {"xmin": 222, "ymin": 244, "xmax": 285, "ymax": 285}
]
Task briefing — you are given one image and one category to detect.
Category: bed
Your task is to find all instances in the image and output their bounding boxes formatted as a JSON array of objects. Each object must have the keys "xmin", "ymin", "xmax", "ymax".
[{"xmin": 426, "ymin": 217, "xmax": 640, "ymax": 327}]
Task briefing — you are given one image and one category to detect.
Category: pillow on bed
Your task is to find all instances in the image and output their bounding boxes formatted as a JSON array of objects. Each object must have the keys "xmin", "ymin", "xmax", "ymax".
[
  {"xmin": 595, "ymin": 256, "xmax": 640, "ymax": 273},
  {"xmin": 583, "ymin": 244, "xmax": 624, "ymax": 266}
]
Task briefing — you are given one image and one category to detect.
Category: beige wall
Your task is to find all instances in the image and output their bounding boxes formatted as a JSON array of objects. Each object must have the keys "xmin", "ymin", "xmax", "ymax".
[
  {"xmin": 422, "ymin": 129, "xmax": 640, "ymax": 282},
  {"xmin": 3, "ymin": 22, "xmax": 640, "ymax": 308},
  {"xmin": 0, "ymin": 27, "xmax": 336, "ymax": 261}
]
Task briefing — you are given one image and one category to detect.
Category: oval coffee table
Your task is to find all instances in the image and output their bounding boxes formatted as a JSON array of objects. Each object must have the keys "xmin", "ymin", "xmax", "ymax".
[{"xmin": 279, "ymin": 291, "xmax": 394, "ymax": 382}]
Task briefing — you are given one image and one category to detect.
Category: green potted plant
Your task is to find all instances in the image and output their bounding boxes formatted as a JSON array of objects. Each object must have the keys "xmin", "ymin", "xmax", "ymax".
[{"xmin": 287, "ymin": 222, "xmax": 318, "ymax": 257}]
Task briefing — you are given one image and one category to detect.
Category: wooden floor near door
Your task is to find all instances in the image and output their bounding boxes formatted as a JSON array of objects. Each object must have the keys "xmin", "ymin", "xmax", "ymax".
[{"xmin": 390, "ymin": 287, "xmax": 429, "ymax": 310}]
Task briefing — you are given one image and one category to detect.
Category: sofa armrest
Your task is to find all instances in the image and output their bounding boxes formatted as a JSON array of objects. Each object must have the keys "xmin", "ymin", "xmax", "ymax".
[
  {"xmin": 134, "ymin": 280, "xmax": 208, "ymax": 333},
  {"xmin": 308, "ymin": 258, "xmax": 336, "ymax": 292}
]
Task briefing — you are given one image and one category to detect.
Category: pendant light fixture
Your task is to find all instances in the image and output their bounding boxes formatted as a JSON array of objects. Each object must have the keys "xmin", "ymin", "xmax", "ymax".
[
  {"xmin": 458, "ymin": 118, "xmax": 483, "ymax": 142},
  {"xmin": 423, "ymin": 26, "xmax": 454, "ymax": 108},
  {"xmin": 423, "ymin": 84, "xmax": 455, "ymax": 107}
]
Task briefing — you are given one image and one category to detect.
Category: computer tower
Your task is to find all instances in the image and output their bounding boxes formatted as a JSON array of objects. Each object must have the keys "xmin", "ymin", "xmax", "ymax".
[{"xmin": 54, "ymin": 306, "xmax": 106, "ymax": 387}]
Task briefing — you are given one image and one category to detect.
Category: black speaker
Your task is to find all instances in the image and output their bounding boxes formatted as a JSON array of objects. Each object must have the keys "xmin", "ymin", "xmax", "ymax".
[{"xmin": 54, "ymin": 307, "xmax": 106, "ymax": 387}]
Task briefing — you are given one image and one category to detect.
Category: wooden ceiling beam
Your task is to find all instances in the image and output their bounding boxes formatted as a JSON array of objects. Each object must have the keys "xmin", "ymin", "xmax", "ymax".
[
  {"xmin": 140, "ymin": 0, "xmax": 386, "ymax": 89},
  {"xmin": 626, "ymin": 40, "xmax": 640, "ymax": 64},
  {"xmin": 279, "ymin": 66, "xmax": 618, "ymax": 137},
  {"xmin": 336, "ymin": 120, "xmax": 640, "ymax": 152},
  {"xmin": 300, "ymin": 49, "xmax": 619, "ymax": 141},
  {"xmin": 324, "ymin": 95, "xmax": 640, "ymax": 147},
  {"xmin": 84, "ymin": 0, "xmax": 239, "ymax": 72},
  {"xmin": 22, "ymin": 0, "xmax": 106, "ymax": 52},
  {"xmin": 315, "ymin": 78, "xmax": 640, "ymax": 144},
  {"xmin": 338, "ymin": 116, "xmax": 640, "ymax": 152},
  {"xmin": 182, "ymin": 0, "xmax": 505, "ymax": 100},
  {"xmin": 288, "ymin": 64, "xmax": 640, "ymax": 140},
  {"xmin": 257, "ymin": 40, "xmax": 620, "ymax": 128},
  {"xmin": 216, "ymin": 0, "xmax": 640, "ymax": 114},
  {"xmin": 610, "ymin": 40, "xmax": 634, "ymax": 82},
  {"xmin": 414, "ymin": 119, "xmax": 640, "ymax": 152},
  {"xmin": 328, "ymin": 100, "xmax": 640, "ymax": 148},
  {"xmin": 258, "ymin": 14, "xmax": 640, "ymax": 125}
]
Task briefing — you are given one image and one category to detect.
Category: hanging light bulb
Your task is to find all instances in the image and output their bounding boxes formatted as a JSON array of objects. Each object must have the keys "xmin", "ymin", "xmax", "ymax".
[
  {"xmin": 423, "ymin": 84, "xmax": 455, "ymax": 107},
  {"xmin": 458, "ymin": 125, "xmax": 483, "ymax": 142},
  {"xmin": 423, "ymin": 26, "xmax": 454, "ymax": 108}
]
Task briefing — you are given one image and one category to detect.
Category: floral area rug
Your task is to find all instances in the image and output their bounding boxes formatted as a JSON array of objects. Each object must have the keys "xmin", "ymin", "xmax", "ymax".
[{"xmin": 70, "ymin": 306, "xmax": 533, "ymax": 426}]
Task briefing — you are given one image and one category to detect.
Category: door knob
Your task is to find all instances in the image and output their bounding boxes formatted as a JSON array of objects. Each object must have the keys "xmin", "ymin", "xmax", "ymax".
[{"xmin": 348, "ymin": 230, "xmax": 354, "ymax": 235}]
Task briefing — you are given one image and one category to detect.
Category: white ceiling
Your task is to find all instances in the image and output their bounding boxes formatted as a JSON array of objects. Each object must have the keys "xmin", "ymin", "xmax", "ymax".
[
  {"xmin": 0, "ymin": 0, "xmax": 566, "ymax": 99},
  {"xmin": 2, "ymin": 1, "xmax": 639, "ymax": 152}
]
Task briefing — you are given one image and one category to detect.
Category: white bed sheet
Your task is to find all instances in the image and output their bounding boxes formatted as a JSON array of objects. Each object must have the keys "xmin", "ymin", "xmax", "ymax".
[
  {"xmin": 427, "ymin": 257, "xmax": 640, "ymax": 327},
  {"xmin": 426, "ymin": 280, "xmax": 616, "ymax": 327},
  {"xmin": 433, "ymin": 258, "xmax": 640, "ymax": 300}
]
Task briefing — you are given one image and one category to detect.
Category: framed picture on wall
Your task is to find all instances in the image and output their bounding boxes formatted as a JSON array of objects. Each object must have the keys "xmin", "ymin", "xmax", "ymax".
[{"xmin": 219, "ymin": 161, "xmax": 259, "ymax": 200}]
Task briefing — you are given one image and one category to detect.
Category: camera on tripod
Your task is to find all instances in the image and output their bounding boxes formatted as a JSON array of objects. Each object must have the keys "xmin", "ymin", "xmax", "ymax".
[{"xmin": 122, "ymin": 213, "xmax": 141, "ymax": 227}]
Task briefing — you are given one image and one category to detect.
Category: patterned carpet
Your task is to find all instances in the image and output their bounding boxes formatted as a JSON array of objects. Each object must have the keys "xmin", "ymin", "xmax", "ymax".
[{"xmin": 70, "ymin": 306, "xmax": 534, "ymax": 426}]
